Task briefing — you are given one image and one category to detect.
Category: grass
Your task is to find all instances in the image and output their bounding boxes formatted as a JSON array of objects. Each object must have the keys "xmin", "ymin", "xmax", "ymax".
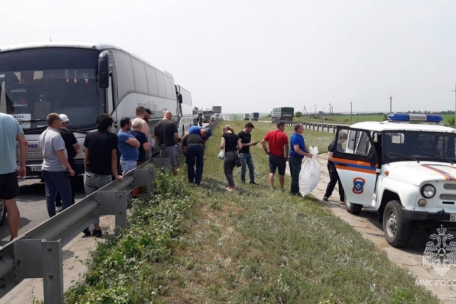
[{"xmin": 64, "ymin": 120, "xmax": 440, "ymax": 303}]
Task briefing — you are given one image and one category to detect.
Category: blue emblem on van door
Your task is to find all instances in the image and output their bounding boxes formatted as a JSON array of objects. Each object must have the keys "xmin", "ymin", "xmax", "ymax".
[{"xmin": 352, "ymin": 177, "xmax": 365, "ymax": 194}]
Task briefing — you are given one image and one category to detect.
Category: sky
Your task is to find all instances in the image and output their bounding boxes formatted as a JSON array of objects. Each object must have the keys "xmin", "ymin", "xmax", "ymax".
[{"xmin": 2, "ymin": 0, "xmax": 456, "ymax": 114}]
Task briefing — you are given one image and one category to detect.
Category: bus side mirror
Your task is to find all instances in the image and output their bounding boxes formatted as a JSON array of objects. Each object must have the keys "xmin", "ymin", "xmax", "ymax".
[{"xmin": 98, "ymin": 51, "xmax": 110, "ymax": 88}]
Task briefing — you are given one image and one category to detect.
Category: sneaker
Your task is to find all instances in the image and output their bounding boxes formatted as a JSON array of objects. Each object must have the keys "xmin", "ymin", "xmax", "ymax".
[
  {"xmin": 82, "ymin": 227, "xmax": 91, "ymax": 237},
  {"xmin": 323, "ymin": 197, "xmax": 329, "ymax": 202},
  {"xmin": 56, "ymin": 206, "xmax": 62, "ymax": 212},
  {"xmin": 249, "ymin": 181, "xmax": 258, "ymax": 185},
  {"xmin": 92, "ymin": 229, "xmax": 103, "ymax": 237},
  {"xmin": 241, "ymin": 180, "xmax": 246, "ymax": 183}
]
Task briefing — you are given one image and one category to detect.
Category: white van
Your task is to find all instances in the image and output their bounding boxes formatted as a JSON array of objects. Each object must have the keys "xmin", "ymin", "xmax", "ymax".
[{"xmin": 333, "ymin": 113, "xmax": 456, "ymax": 247}]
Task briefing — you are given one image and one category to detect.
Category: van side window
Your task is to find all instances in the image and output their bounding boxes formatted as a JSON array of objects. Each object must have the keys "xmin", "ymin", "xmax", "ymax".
[{"xmin": 342, "ymin": 129, "xmax": 372, "ymax": 156}]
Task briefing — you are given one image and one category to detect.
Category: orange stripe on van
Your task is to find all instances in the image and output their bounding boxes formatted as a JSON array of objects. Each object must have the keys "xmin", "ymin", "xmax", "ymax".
[{"xmin": 335, "ymin": 165, "xmax": 377, "ymax": 175}]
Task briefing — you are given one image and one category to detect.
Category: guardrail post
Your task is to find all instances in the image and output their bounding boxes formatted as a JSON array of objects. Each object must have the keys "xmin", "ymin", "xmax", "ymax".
[
  {"xmin": 114, "ymin": 191, "xmax": 128, "ymax": 235},
  {"xmin": 97, "ymin": 190, "xmax": 128, "ymax": 236},
  {"xmin": 42, "ymin": 240, "xmax": 63, "ymax": 304},
  {"xmin": 134, "ymin": 166, "xmax": 155, "ymax": 198},
  {"xmin": 152, "ymin": 157, "xmax": 171, "ymax": 170},
  {"xmin": 14, "ymin": 239, "xmax": 64, "ymax": 303}
]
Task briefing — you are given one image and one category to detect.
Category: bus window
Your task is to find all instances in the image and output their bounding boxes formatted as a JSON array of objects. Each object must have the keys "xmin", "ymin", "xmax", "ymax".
[
  {"xmin": 145, "ymin": 65, "xmax": 158, "ymax": 96},
  {"xmin": 112, "ymin": 50, "xmax": 135, "ymax": 102},
  {"xmin": 155, "ymin": 70, "xmax": 166, "ymax": 97},
  {"xmin": 132, "ymin": 58, "xmax": 147, "ymax": 94}
]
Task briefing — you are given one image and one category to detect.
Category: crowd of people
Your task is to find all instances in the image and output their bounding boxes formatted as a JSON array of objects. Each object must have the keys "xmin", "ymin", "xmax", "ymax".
[
  {"xmin": 181, "ymin": 120, "xmax": 342, "ymax": 198},
  {"xmin": 181, "ymin": 120, "xmax": 345, "ymax": 201},
  {"xmin": 0, "ymin": 110, "xmax": 346, "ymax": 241},
  {"xmin": 36, "ymin": 106, "xmax": 156, "ymax": 237}
]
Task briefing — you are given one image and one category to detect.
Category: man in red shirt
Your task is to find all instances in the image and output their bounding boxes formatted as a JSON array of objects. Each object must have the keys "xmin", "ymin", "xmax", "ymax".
[{"xmin": 262, "ymin": 122, "xmax": 289, "ymax": 190}]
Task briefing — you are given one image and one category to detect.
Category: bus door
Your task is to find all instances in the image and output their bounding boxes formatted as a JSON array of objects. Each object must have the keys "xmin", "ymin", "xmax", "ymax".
[{"xmin": 332, "ymin": 127, "xmax": 378, "ymax": 207}]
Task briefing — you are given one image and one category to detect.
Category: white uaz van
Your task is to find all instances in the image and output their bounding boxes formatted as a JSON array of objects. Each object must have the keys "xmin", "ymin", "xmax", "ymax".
[{"xmin": 333, "ymin": 113, "xmax": 456, "ymax": 248}]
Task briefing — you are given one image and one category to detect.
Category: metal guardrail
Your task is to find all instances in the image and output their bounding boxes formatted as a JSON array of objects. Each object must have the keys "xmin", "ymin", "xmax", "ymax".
[
  {"xmin": 0, "ymin": 157, "xmax": 171, "ymax": 303},
  {"xmin": 281, "ymin": 121, "xmax": 349, "ymax": 134}
]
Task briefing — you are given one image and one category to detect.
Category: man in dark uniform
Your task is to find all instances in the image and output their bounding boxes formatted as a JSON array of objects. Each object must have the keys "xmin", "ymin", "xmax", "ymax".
[
  {"xmin": 55, "ymin": 114, "xmax": 79, "ymax": 210},
  {"xmin": 323, "ymin": 131, "xmax": 348, "ymax": 202}
]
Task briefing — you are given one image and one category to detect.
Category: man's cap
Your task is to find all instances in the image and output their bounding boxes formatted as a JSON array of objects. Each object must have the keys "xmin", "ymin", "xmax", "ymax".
[
  {"xmin": 205, "ymin": 127, "xmax": 212, "ymax": 138},
  {"xmin": 59, "ymin": 114, "xmax": 69, "ymax": 122},
  {"xmin": 145, "ymin": 108, "xmax": 153, "ymax": 114}
]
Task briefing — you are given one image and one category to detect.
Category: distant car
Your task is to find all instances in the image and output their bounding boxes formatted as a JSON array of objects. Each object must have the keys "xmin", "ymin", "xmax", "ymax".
[{"xmin": 333, "ymin": 113, "xmax": 456, "ymax": 248}]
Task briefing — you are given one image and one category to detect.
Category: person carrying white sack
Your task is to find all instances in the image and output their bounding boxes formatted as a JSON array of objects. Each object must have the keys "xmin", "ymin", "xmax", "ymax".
[
  {"xmin": 323, "ymin": 131, "xmax": 348, "ymax": 202},
  {"xmin": 289, "ymin": 123, "xmax": 312, "ymax": 195}
]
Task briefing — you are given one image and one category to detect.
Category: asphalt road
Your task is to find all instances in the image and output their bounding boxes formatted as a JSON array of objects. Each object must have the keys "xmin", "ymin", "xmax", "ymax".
[{"xmin": 0, "ymin": 178, "xmax": 86, "ymax": 246}]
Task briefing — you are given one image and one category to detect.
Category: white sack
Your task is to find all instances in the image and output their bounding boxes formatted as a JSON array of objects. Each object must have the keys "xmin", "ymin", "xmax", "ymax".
[
  {"xmin": 218, "ymin": 149, "xmax": 225, "ymax": 159},
  {"xmin": 299, "ymin": 146, "xmax": 321, "ymax": 197}
]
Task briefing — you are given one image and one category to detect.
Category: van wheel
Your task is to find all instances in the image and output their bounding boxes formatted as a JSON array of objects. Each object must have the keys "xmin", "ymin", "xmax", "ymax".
[
  {"xmin": 345, "ymin": 199, "xmax": 363, "ymax": 214},
  {"xmin": 0, "ymin": 199, "xmax": 7, "ymax": 226},
  {"xmin": 383, "ymin": 200, "xmax": 410, "ymax": 248}
]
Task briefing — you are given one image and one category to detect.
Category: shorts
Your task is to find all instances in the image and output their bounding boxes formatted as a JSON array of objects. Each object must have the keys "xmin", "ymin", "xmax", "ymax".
[
  {"xmin": 160, "ymin": 146, "xmax": 179, "ymax": 166},
  {"xmin": 269, "ymin": 154, "xmax": 286, "ymax": 176},
  {"xmin": 0, "ymin": 171, "xmax": 19, "ymax": 200}
]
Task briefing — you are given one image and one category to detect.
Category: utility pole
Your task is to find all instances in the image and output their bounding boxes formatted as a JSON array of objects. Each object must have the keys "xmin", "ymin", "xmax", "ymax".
[
  {"xmin": 453, "ymin": 84, "xmax": 456, "ymax": 127},
  {"xmin": 389, "ymin": 94, "xmax": 393, "ymax": 113},
  {"xmin": 328, "ymin": 103, "xmax": 331, "ymax": 119},
  {"xmin": 314, "ymin": 104, "xmax": 316, "ymax": 114},
  {"xmin": 350, "ymin": 100, "xmax": 352, "ymax": 123}
]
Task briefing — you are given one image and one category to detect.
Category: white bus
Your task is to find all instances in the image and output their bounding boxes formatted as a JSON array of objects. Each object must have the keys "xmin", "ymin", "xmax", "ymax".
[{"xmin": 0, "ymin": 41, "xmax": 191, "ymax": 178}]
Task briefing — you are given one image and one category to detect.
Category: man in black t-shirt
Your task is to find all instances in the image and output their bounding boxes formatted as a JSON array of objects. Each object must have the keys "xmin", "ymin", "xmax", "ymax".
[
  {"xmin": 82, "ymin": 113, "xmax": 123, "ymax": 237},
  {"xmin": 238, "ymin": 122, "xmax": 258, "ymax": 184},
  {"xmin": 323, "ymin": 131, "xmax": 348, "ymax": 202},
  {"xmin": 154, "ymin": 111, "xmax": 179, "ymax": 176},
  {"xmin": 55, "ymin": 114, "xmax": 79, "ymax": 210}
]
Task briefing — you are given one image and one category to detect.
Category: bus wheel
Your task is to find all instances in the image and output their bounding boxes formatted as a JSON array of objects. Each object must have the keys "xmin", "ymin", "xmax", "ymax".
[
  {"xmin": 0, "ymin": 199, "xmax": 7, "ymax": 226},
  {"xmin": 383, "ymin": 200, "xmax": 410, "ymax": 248}
]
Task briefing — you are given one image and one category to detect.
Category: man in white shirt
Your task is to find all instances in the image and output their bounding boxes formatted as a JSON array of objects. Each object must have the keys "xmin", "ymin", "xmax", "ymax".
[{"xmin": 38, "ymin": 113, "xmax": 75, "ymax": 217}]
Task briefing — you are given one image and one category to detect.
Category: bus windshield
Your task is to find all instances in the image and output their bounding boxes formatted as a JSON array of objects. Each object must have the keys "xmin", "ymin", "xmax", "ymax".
[{"xmin": 0, "ymin": 48, "xmax": 105, "ymax": 131}]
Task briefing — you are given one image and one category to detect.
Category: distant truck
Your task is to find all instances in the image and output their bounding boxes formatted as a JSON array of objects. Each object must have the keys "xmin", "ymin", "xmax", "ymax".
[
  {"xmin": 271, "ymin": 107, "xmax": 294, "ymax": 123},
  {"xmin": 202, "ymin": 106, "xmax": 213, "ymax": 122},
  {"xmin": 213, "ymin": 106, "xmax": 222, "ymax": 114},
  {"xmin": 250, "ymin": 112, "xmax": 259, "ymax": 121},
  {"xmin": 244, "ymin": 113, "xmax": 250, "ymax": 120}
]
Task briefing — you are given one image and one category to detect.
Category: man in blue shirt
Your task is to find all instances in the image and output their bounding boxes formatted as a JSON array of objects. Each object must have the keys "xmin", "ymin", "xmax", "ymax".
[
  {"xmin": 117, "ymin": 117, "xmax": 140, "ymax": 174},
  {"xmin": 187, "ymin": 125, "xmax": 213, "ymax": 140},
  {"xmin": 0, "ymin": 113, "xmax": 27, "ymax": 240},
  {"xmin": 289, "ymin": 123, "xmax": 312, "ymax": 195}
]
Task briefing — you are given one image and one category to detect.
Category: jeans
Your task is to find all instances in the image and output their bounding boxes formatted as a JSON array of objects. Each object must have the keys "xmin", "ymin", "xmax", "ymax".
[
  {"xmin": 186, "ymin": 145, "xmax": 204, "ymax": 185},
  {"xmin": 42, "ymin": 170, "xmax": 72, "ymax": 217},
  {"xmin": 55, "ymin": 158, "xmax": 77, "ymax": 207},
  {"xmin": 239, "ymin": 152, "xmax": 255, "ymax": 182},
  {"xmin": 84, "ymin": 172, "xmax": 112, "ymax": 225},
  {"xmin": 224, "ymin": 151, "xmax": 236, "ymax": 187},
  {"xmin": 120, "ymin": 160, "xmax": 137, "ymax": 174},
  {"xmin": 289, "ymin": 155, "xmax": 303, "ymax": 195},
  {"xmin": 324, "ymin": 162, "xmax": 345, "ymax": 200}
]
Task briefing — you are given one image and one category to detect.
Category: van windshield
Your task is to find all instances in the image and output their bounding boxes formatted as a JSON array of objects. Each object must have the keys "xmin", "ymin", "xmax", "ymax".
[
  {"xmin": 383, "ymin": 131, "xmax": 456, "ymax": 163},
  {"xmin": 0, "ymin": 48, "xmax": 105, "ymax": 132}
]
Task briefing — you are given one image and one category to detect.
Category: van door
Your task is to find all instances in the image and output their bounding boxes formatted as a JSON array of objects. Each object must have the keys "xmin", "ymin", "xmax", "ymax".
[{"xmin": 332, "ymin": 127, "xmax": 378, "ymax": 207}]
